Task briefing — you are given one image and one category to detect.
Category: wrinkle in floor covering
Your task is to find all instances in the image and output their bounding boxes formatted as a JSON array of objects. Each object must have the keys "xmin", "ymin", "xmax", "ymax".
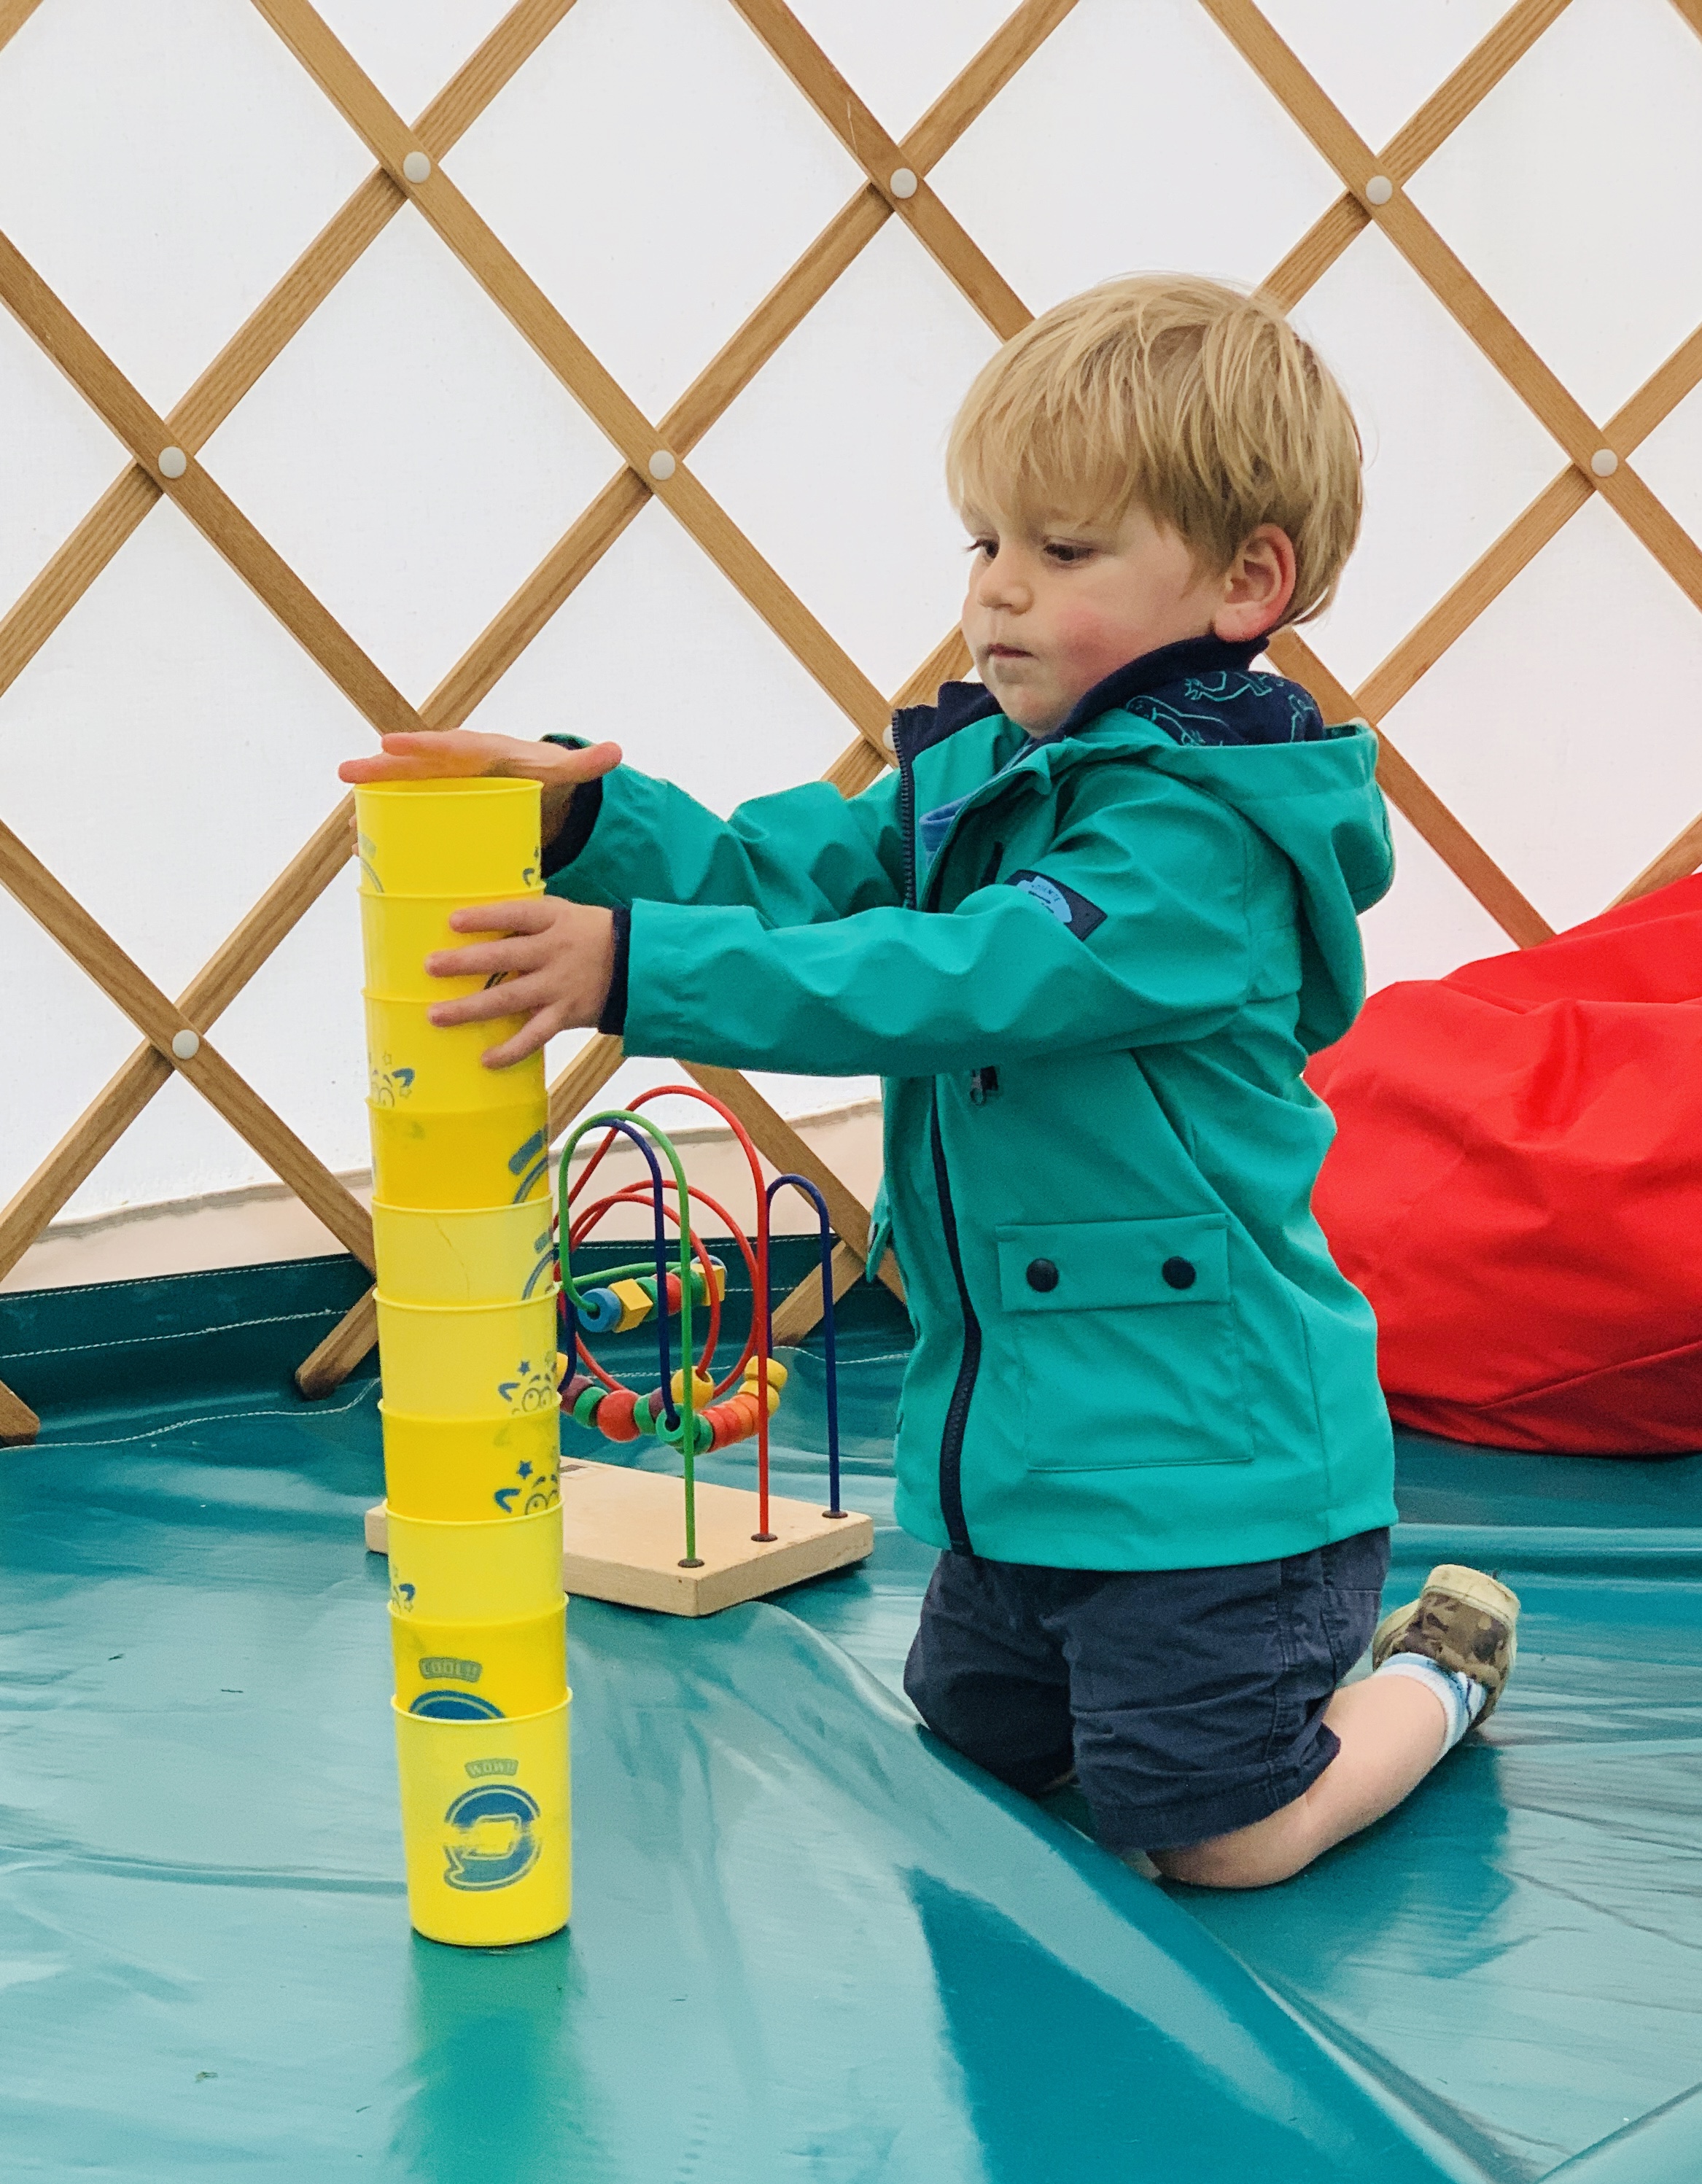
[{"xmin": 1, "ymin": 1259, "xmax": 1699, "ymax": 2180}]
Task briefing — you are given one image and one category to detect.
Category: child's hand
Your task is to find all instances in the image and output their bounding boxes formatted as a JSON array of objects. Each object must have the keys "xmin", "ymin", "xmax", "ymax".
[
  {"xmin": 338, "ymin": 729, "xmax": 621, "ymax": 847},
  {"xmin": 426, "ymin": 897, "xmax": 616, "ymax": 1068}
]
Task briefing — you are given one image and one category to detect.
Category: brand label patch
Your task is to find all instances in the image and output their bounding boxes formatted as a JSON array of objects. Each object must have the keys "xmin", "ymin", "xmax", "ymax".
[{"xmin": 1006, "ymin": 869, "xmax": 1107, "ymax": 939}]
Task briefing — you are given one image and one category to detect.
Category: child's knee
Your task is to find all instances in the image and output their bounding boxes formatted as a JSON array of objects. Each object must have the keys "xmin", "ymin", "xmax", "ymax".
[{"xmin": 1146, "ymin": 1806, "xmax": 1322, "ymax": 1890}]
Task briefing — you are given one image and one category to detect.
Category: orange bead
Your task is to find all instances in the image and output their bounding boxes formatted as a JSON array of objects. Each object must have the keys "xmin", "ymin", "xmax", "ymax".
[{"xmin": 597, "ymin": 1387, "xmax": 641, "ymax": 1442}]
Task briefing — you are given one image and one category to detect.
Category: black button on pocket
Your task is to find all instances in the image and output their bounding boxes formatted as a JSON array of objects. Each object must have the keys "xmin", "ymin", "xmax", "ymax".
[
  {"xmin": 1161, "ymin": 1256, "xmax": 1197, "ymax": 1291},
  {"xmin": 1025, "ymin": 1258, "xmax": 1060, "ymax": 1293}
]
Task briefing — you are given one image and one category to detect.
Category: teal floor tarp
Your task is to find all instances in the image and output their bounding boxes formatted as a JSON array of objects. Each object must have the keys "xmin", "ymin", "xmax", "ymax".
[{"xmin": 3, "ymin": 1255, "xmax": 1700, "ymax": 2182}]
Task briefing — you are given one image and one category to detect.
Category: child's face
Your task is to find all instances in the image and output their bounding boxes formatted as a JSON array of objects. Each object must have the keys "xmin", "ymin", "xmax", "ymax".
[{"xmin": 959, "ymin": 500, "xmax": 1291, "ymax": 736}]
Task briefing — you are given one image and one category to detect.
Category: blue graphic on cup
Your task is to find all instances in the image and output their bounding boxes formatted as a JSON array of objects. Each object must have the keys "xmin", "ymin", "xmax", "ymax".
[
  {"xmin": 497, "ymin": 1357, "xmax": 559, "ymax": 1412},
  {"xmin": 521, "ymin": 1228, "xmax": 558, "ymax": 1299},
  {"xmin": 370, "ymin": 1054, "xmax": 416, "ymax": 1106},
  {"xmin": 391, "ymin": 1577, "xmax": 416, "ymax": 1612},
  {"xmin": 443, "ymin": 1783, "xmax": 541, "ymax": 1890},
  {"xmin": 411, "ymin": 1691, "xmax": 505, "ymax": 1721},
  {"xmin": 508, "ymin": 1130, "xmax": 548, "ymax": 1202},
  {"xmin": 493, "ymin": 1453, "xmax": 560, "ymax": 1515}
]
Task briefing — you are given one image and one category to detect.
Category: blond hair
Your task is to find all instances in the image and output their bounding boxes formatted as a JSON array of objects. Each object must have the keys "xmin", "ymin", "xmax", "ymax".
[{"xmin": 947, "ymin": 274, "xmax": 1361, "ymax": 626}]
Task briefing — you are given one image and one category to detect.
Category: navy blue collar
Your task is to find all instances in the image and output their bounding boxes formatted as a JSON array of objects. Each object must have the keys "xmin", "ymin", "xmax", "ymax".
[
  {"xmin": 892, "ymin": 634, "xmax": 1267, "ymax": 759},
  {"xmin": 1048, "ymin": 634, "xmax": 1264, "ymax": 740}
]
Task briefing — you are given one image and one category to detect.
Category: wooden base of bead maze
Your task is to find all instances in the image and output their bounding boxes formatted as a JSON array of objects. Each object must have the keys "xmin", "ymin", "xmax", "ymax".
[{"xmin": 365, "ymin": 1459, "xmax": 874, "ymax": 1617}]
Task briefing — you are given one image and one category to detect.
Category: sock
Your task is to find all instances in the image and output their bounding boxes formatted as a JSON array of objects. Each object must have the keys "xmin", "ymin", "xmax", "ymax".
[{"xmin": 1374, "ymin": 1652, "xmax": 1487, "ymax": 1752}]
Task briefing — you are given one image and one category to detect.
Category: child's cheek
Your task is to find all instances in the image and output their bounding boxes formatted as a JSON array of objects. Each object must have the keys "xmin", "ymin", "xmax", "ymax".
[{"xmin": 1051, "ymin": 599, "xmax": 1137, "ymax": 685}]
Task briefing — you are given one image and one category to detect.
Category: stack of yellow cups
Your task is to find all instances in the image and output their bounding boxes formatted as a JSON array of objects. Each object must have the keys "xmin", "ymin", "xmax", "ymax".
[{"xmin": 357, "ymin": 778, "xmax": 570, "ymax": 1946}]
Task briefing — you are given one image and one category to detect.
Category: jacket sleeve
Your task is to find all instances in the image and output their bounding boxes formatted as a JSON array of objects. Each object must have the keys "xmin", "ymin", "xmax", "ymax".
[
  {"xmin": 545, "ymin": 757, "xmax": 906, "ymax": 927},
  {"xmin": 621, "ymin": 763, "xmax": 1278, "ymax": 1076}
]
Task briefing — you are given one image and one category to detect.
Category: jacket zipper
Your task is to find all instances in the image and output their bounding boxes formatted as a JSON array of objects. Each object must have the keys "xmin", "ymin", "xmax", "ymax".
[
  {"xmin": 898, "ymin": 727, "xmax": 919, "ymax": 910},
  {"xmin": 898, "ymin": 711, "xmax": 982, "ymax": 1553},
  {"xmin": 929, "ymin": 1089, "xmax": 979, "ymax": 1555}
]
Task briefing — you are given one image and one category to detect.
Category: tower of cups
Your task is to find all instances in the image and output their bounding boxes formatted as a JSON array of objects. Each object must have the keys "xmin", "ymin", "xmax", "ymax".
[{"xmin": 357, "ymin": 777, "xmax": 570, "ymax": 1946}]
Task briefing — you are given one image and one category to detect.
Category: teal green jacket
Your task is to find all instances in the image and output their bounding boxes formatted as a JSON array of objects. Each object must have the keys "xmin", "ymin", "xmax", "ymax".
[{"xmin": 546, "ymin": 683, "xmax": 1397, "ymax": 1570}]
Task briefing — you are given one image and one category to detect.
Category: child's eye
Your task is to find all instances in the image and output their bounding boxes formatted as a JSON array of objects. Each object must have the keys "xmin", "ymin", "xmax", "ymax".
[
  {"xmin": 965, "ymin": 537, "xmax": 997, "ymax": 559},
  {"xmin": 1044, "ymin": 542, "xmax": 1093, "ymax": 564}
]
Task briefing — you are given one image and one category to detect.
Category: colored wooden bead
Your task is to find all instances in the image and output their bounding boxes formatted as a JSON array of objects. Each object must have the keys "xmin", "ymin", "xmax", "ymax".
[
  {"xmin": 610, "ymin": 1278, "xmax": 652, "ymax": 1333},
  {"xmin": 597, "ymin": 1388, "xmax": 642, "ymax": 1441}
]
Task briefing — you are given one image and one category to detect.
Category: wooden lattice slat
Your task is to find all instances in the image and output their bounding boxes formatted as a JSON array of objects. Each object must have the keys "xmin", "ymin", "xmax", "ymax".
[{"xmin": 4, "ymin": 0, "xmax": 1701, "ymax": 1442}]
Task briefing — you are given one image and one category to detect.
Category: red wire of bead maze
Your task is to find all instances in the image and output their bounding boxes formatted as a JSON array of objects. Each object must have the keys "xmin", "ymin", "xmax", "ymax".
[{"xmin": 564, "ymin": 1083, "xmax": 777, "ymax": 1539}]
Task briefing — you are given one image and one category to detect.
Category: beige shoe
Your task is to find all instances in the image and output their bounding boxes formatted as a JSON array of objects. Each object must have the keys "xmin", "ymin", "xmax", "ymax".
[{"xmin": 1372, "ymin": 1564, "xmax": 1520, "ymax": 1727}]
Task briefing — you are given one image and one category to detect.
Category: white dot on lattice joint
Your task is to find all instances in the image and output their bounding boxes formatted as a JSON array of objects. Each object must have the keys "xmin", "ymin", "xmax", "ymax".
[
  {"xmin": 170, "ymin": 1029, "xmax": 201, "ymax": 1061},
  {"xmin": 1590, "ymin": 448, "xmax": 1618, "ymax": 478},
  {"xmin": 158, "ymin": 446, "xmax": 187, "ymax": 480},
  {"xmin": 1364, "ymin": 176, "xmax": 1393, "ymax": 206},
  {"xmin": 403, "ymin": 151, "xmax": 431, "ymax": 184},
  {"xmin": 889, "ymin": 168, "xmax": 918, "ymax": 201},
  {"xmin": 648, "ymin": 451, "xmax": 676, "ymax": 481}
]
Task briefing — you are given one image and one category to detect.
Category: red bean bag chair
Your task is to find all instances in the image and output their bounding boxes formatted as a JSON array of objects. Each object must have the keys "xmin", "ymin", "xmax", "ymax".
[{"xmin": 1307, "ymin": 873, "xmax": 1702, "ymax": 1453}]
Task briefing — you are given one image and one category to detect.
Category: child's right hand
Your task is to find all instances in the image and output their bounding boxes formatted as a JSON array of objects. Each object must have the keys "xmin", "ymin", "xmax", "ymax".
[{"xmin": 338, "ymin": 730, "xmax": 621, "ymax": 846}]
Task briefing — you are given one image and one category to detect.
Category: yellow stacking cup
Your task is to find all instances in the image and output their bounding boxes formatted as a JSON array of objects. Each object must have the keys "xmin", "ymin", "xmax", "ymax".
[
  {"xmin": 371, "ymin": 1202, "xmax": 557, "ymax": 1307},
  {"xmin": 387, "ymin": 1504, "xmax": 564, "ymax": 1620},
  {"xmin": 356, "ymin": 779, "xmax": 542, "ymax": 900},
  {"xmin": 365, "ymin": 993, "xmax": 545, "ymax": 1113},
  {"xmin": 392, "ymin": 1599, "xmax": 567, "ymax": 1720},
  {"xmin": 360, "ymin": 892, "xmax": 543, "ymax": 1000},
  {"xmin": 393, "ymin": 1697, "xmax": 570, "ymax": 1945},
  {"xmin": 382, "ymin": 1403, "xmax": 561, "ymax": 1523},
  {"xmin": 368, "ymin": 1101, "xmax": 549, "ymax": 1209},
  {"xmin": 375, "ymin": 1292, "xmax": 560, "ymax": 1418}
]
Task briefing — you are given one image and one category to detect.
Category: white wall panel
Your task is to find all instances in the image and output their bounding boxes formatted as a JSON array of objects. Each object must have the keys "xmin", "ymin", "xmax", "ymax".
[
  {"xmin": 0, "ymin": 0, "xmax": 369, "ymax": 411},
  {"xmin": 199, "ymin": 206, "xmax": 616, "ymax": 702},
  {"xmin": 1380, "ymin": 496, "xmax": 1702, "ymax": 935},
  {"xmin": 450, "ymin": 0, "xmax": 863, "ymax": 421},
  {"xmin": 309, "ymin": 0, "xmax": 519, "ymax": 121},
  {"xmin": 1, "ymin": 0, "xmax": 1699, "ymax": 1237},
  {"xmin": 785, "ymin": 0, "xmax": 1016, "ymax": 140},
  {"xmin": 930, "ymin": 0, "xmax": 1342, "ymax": 308},
  {"xmin": 690, "ymin": 221, "xmax": 998, "ymax": 695},
  {"xmin": 1291, "ymin": 226, "xmax": 1558, "ymax": 690},
  {"xmin": 1256, "ymin": 0, "xmax": 1518, "ymax": 151},
  {"xmin": 0, "ymin": 308, "xmax": 131, "ymax": 611},
  {"xmin": 1409, "ymin": 0, "xmax": 1702, "ymax": 422}
]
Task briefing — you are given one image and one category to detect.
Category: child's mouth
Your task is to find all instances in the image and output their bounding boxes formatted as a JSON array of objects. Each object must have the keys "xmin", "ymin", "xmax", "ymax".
[{"xmin": 987, "ymin": 645, "xmax": 1029, "ymax": 661}]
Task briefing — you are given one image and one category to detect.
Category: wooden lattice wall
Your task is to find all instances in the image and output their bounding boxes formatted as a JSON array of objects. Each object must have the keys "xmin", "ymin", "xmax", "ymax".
[{"xmin": 2, "ymin": 0, "xmax": 1701, "ymax": 1443}]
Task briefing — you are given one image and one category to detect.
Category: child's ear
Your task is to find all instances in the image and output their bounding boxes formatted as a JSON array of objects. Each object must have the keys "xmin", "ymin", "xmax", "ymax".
[{"xmin": 1213, "ymin": 526, "xmax": 1297, "ymax": 643}]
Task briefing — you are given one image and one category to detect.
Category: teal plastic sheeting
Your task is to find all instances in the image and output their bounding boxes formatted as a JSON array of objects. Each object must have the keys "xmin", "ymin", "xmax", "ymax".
[{"xmin": 3, "ymin": 1255, "xmax": 1700, "ymax": 2182}]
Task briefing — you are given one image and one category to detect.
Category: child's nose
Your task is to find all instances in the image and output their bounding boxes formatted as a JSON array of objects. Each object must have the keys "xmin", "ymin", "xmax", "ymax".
[{"xmin": 976, "ymin": 558, "xmax": 1030, "ymax": 613}]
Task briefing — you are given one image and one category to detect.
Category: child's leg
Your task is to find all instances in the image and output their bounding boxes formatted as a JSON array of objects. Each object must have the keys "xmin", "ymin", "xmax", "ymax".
[
  {"xmin": 904, "ymin": 1552, "xmax": 1077, "ymax": 1793},
  {"xmin": 1151, "ymin": 1566, "xmax": 1520, "ymax": 1889}
]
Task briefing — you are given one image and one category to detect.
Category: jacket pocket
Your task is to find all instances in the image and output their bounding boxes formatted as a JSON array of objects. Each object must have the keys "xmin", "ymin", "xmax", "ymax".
[{"xmin": 995, "ymin": 1214, "xmax": 1250, "ymax": 1470}]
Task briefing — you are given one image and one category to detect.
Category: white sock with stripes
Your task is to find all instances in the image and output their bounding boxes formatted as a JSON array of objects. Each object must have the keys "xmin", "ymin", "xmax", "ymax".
[{"xmin": 1374, "ymin": 1652, "xmax": 1487, "ymax": 1751}]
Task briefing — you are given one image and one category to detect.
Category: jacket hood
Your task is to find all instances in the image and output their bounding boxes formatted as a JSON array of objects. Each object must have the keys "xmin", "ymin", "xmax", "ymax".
[
  {"xmin": 896, "ymin": 662, "xmax": 1393, "ymax": 1054},
  {"xmin": 1139, "ymin": 718, "xmax": 1393, "ymax": 1051}
]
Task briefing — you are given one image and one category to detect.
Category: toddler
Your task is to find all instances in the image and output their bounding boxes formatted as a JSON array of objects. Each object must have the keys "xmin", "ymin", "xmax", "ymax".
[{"xmin": 343, "ymin": 275, "xmax": 1518, "ymax": 1886}]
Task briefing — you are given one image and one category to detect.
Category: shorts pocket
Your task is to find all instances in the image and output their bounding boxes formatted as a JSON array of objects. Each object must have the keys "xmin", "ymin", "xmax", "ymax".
[{"xmin": 997, "ymin": 1214, "xmax": 1250, "ymax": 1471}]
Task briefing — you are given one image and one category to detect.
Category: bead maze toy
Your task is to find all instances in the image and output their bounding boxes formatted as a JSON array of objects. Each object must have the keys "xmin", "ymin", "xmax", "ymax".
[{"xmin": 543, "ymin": 1082, "xmax": 870, "ymax": 1612}]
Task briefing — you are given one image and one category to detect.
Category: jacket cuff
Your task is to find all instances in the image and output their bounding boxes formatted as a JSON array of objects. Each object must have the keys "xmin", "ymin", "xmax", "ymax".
[
  {"xmin": 597, "ymin": 903, "xmax": 632, "ymax": 1035},
  {"xmin": 540, "ymin": 735, "xmax": 605, "ymax": 877}
]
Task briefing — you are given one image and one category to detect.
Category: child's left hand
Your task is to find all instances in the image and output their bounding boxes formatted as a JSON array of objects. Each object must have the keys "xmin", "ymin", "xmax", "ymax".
[{"xmin": 425, "ymin": 897, "xmax": 615, "ymax": 1068}]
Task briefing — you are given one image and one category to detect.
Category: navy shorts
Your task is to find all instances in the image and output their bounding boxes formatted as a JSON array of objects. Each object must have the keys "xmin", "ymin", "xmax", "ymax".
[{"xmin": 902, "ymin": 1529, "xmax": 1391, "ymax": 1854}]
